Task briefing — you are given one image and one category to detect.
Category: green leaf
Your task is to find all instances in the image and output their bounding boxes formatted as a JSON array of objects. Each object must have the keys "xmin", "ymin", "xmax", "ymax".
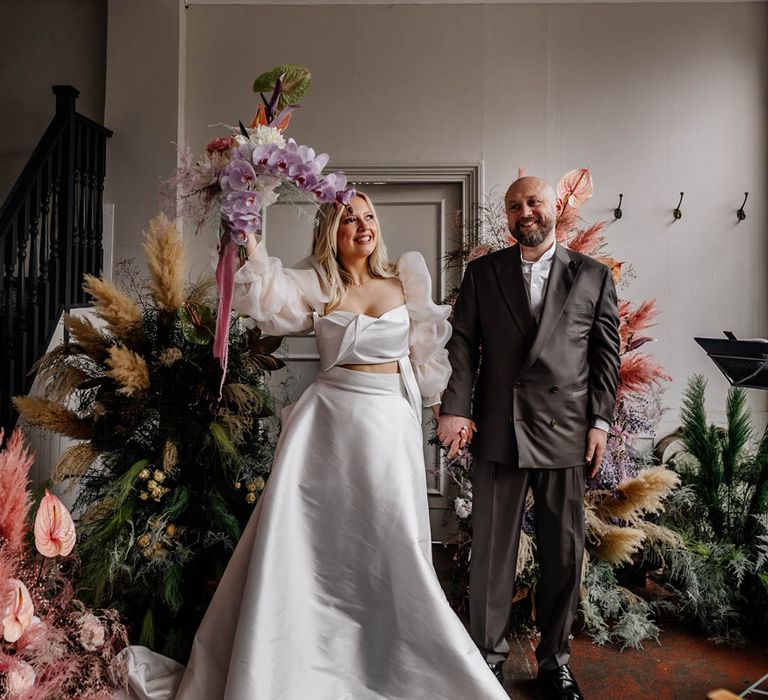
[
  {"xmin": 179, "ymin": 303, "xmax": 215, "ymax": 345},
  {"xmin": 165, "ymin": 485, "xmax": 189, "ymax": 519},
  {"xmin": 209, "ymin": 421, "xmax": 243, "ymax": 466},
  {"xmin": 114, "ymin": 458, "xmax": 150, "ymax": 508},
  {"xmin": 139, "ymin": 606, "xmax": 156, "ymax": 649},
  {"xmin": 758, "ymin": 572, "xmax": 768, "ymax": 594},
  {"xmin": 252, "ymin": 65, "xmax": 312, "ymax": 110},
  {"xmin": 163, "ymin": 565, "xmax": 184, "ymax": 613}
]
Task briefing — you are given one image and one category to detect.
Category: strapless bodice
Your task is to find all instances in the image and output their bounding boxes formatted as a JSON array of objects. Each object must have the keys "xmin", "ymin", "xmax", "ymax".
[{"xmin": 313, "ymin": 304, "xmax": 410, "ymax": 371}]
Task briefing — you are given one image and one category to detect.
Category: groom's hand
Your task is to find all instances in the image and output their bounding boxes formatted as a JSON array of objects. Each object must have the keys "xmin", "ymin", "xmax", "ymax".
[
  {"xmin": 585, "ymin": 427, "xmax": 608, "ymax": 478},
  {"xmin": 437, "ymin": 415, "xmax": 476, "ymax": 459}
]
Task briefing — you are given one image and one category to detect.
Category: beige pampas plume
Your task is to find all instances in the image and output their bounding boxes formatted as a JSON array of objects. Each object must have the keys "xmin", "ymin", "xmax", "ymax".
[
  {"xmin": 82, "ymin": 274, "xmax": 142, "ymax": 339},
  {"xmin": 516, "ymin": 530, "xmax": 534, "ymax": 577},
  {"xmin": 63, "ymin": 313, "xmax": 111, "ymax": 360},
  {"xmin": 105, "ymin": 346, "xmax": 150, "ymax": 396},
  {"xmin": 12, "ymin": 396, "xmax": 92, "ymax": 440},
  {"xmin": 162, "ymin": 440, "xmax": 178, "ymax": 473},
  {"xmin": 52, "ymin": 442, "xmax": 99, "ymax": 483},
  {"xmin": 143, "ymin": 214, "xmax": 186, "ymax": 311},
  {"xmin": 586, "ymin": 508, "xmax": 646, "ymax": 566},
  {"xmin": 638, "ymin": 521, "xmax": 684, "ymax": 549},
  {"xmin": 588, "ymin": 466, "xmax": 680, "ymax": 524}
]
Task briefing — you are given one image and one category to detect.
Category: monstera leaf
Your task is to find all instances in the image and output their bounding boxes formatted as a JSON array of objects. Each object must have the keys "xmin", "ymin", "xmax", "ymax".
[
  {"xmin": 179, "ymin": 302, "xmax": 216, "ymax": 345},
  {"xmin": 252, "ymin": 65, "xmax": 312, "ymax": 110}
]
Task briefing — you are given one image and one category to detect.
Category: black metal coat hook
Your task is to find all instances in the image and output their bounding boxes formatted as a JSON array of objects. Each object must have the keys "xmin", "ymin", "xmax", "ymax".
[
  {"xmin": 673, "ymin": 192, "xmax": 684, "ymax": 220},
  {"xmin": 737, "ymin": 192, "xmax": 749, "ymax": 222},
  {"xmin": 613, "ymin": 193, "xmax": 623, "ymax": 220}
]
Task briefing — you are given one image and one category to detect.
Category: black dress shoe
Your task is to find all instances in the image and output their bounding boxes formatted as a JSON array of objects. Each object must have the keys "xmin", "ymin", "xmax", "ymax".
[
  {"xmin": 536, "ymin": 664, "xmax": 584, "ymax": 699},
  {"xmin": 487, "ymin": 660, "xmax": 505, "ymax": 685}
]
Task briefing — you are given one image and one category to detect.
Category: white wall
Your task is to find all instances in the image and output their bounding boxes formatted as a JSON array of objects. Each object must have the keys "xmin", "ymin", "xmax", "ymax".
[
  {"xmin": 0, "ymin": 0, "xmax": 107, "ymax": 203},
  {"xmin": 105, "ymin": 1, "xmax": 768, "ymax": 435}
]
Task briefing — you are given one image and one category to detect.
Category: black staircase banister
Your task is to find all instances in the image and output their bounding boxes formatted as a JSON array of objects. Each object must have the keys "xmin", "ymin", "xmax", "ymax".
[{"xmin": 0, "ymin": 85, "xmax": 112, "ymax": 435}]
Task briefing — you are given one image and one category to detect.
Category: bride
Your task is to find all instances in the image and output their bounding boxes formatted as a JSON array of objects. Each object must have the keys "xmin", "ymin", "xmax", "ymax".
[{"xmin": 126, "ymin": 192, "xmax": 508, "ymax": 699}]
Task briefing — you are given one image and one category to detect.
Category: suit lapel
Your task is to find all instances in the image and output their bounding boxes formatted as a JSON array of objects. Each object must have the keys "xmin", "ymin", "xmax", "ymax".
[
  {"xmin": 492, "ymin": 245, "xmax": 536, "ymax": 336},
  {"xmin": 520, "ymin": 244, "xmax": 582, "ymax": 374}
]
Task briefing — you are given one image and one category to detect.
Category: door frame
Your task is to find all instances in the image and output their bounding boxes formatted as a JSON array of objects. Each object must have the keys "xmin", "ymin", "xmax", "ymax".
[{"xmin": 334, "ymin": 162, "xmax": 483, "ymax": 250}]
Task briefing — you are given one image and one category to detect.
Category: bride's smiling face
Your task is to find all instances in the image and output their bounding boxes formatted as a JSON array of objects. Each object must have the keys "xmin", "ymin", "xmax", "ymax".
[{"xmin": 336, "ymin": 196, "xmax": 378, "ymax": 261}]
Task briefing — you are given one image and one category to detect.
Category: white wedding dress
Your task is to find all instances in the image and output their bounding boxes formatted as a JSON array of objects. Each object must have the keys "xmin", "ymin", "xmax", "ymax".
[{"xmin": 120, "ymin": 239, "xmax": 507, "ymax": 700}]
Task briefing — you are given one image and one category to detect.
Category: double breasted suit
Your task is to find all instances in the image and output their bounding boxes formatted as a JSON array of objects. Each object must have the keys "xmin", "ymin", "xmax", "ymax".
[{"xmin": 441, "ymin": 241, "xmax": 620, "ymax": 668}]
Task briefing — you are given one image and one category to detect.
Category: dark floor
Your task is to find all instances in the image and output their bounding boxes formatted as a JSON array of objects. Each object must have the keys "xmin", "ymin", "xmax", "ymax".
[
  {"xmin": 432, "ymin": 546, "xmax": 767, "ymax": 700},
  {"xmin": 501, "ymin": 625, "xmax": 767, "ymax": 699}
]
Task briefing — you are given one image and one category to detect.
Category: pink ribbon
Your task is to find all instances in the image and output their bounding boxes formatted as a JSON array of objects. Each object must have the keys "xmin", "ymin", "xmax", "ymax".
[{"xmin": 213, "ymin": 235, "xmax": 238, "ymax": 399}]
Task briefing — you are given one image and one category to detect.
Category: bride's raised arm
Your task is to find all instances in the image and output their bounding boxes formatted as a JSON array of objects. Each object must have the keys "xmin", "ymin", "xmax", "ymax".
[
  {"xmin": 233, "ymin": 234, "xmax": 329, "ymax": 336},
  {"xmin": 398, "ymin": 251, "xmax": 453, "ymax": 407}
]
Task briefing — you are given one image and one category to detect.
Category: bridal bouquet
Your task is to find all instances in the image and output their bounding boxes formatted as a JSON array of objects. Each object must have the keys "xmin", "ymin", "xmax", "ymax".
[{"xmin": 174, "ymin": 65, "xmax": 356, "ymax": 384}]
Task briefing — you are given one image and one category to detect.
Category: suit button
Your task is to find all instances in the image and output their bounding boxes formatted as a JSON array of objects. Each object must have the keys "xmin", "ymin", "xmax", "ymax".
[
  {"xmin": 549, "ymin": 419, "xmax": 558, "ymax": 428},
  {"xmin": 508, "ymin": 416, "xmax": 514, "ymax": 423},
  {"xmin": 514, "ymin": 381, "xmax": 522, "ymax": 389},
  {"xmin": 551, "ymin": 385, "xmax": 560, "ymax": 393}
]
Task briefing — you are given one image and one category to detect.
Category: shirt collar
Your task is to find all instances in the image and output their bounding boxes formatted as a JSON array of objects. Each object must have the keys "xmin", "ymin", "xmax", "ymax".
[{"xmin": 520, "ymin": 239, "xmax": 557, "ymax": 266}]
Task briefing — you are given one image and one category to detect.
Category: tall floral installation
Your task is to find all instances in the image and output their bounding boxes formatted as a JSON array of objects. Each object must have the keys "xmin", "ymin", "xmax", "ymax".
[
  {"xmin": 440, "ymin": 169, "xmax": 684, "ymax": 648},
  {"xmin": 0, "ymin": 429, "xmax": 128, "ymax": 698},
  {"xmin": 12, "ymin": 66, "xmax": 357, "ymax": 662}
]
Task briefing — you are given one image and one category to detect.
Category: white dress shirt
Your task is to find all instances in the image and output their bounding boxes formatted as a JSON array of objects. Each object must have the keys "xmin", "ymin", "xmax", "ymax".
[{"xmin": 519, "ymin": 240, "xmax": 610, "ymax": 434}]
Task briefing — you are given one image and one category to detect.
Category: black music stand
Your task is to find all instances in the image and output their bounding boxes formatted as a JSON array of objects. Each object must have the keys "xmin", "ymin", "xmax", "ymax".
[{"xmin": 694, "ymin": 334, "xmax": 768, "ymax": 389}]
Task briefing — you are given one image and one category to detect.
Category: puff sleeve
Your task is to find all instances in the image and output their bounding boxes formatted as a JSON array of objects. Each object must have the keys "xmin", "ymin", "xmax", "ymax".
[
  {"xmin": 398, "ymin": 251, "xmax": 453, "ymax": 407},
  {"xmin": 232, "ymin": 235, "xmax": 329, "ymax": 336}
]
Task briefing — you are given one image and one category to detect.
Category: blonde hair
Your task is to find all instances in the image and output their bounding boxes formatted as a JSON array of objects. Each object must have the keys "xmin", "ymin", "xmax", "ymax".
[{"xmin": 312, "ymin": 191, "xmax": 397, "ymax": 311}]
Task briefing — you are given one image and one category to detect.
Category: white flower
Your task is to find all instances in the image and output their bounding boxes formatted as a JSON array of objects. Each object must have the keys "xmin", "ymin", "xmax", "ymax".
[
  {"xmin": 254, "ymin": 174, "xmax": 281, "ymax": 207},
  {"xmin": 454, "ymin": 497, "xmax": 472, "ymax": 519},
  {"xmin": 250, "ymin": 124, "xmax": 286, "ymax": 148},
  {"xmin": 77, "ymin": 612, "xmax": 105, "ymax": 651},
  {"xmin": 7, "ymin": 660, "xmax": 36, "ymax": 694}
]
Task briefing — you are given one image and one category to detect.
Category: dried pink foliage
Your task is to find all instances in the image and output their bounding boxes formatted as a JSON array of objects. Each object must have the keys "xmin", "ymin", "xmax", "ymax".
[
  {"xmin": 619, "ymin": 300, "xmax": 660, "ymax": 351},
  {"xmin": 34, "ymin": 490, "xmax": 76, "ymax": 558},
  {"xmin": 0, "ymin": 428, "xmax": 34, "ymax": 552},
  {"xmin": 555, "ymin": 204, "xmax": 580, "ymax": 242},
  {"xmin": 566, "ymin": 221, "xmax": 606, "ymax": 256},
  {"xmin": 618, "ymin": 353, "xmax": 672, "ymax": 397}
]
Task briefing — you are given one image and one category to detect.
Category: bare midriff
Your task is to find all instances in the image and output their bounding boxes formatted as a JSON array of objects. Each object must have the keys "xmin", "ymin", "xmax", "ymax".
[{"xmin": 340, "ymin": 361, "xmax": 400, "ymax": 374}]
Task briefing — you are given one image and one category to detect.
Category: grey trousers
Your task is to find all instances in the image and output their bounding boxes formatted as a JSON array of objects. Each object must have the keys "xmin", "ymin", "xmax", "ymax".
[{"xmin": 469, "ymin": 459, "xmax": 586, "ymax": 670}]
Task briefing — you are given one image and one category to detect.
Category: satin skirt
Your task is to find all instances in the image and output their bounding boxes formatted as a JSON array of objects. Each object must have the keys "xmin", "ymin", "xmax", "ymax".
[{"xmin": 125, "ymin": 366, "xmax": 507, "ymax": 700}]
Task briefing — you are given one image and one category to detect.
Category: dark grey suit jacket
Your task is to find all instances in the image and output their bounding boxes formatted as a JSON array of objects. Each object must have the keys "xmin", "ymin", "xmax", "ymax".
[{"xmin": 440, "ymin": 243, "xmax": 620, "ymax": 468}]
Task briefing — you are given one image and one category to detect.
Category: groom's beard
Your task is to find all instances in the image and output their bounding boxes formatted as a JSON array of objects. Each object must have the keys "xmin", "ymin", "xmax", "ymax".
[{"xmin": 510, "ymin": 213, "xmax": 555, "ymax": 247}]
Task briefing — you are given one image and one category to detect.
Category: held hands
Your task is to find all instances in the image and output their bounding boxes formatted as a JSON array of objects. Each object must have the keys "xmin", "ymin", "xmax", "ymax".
[
  {"xmin": 436, "ymin": 415, "xmax": 477, "ymax": 459},
  {"xmin": 585, "ymin": 427, "xmax": 608, "ymax": 478}
]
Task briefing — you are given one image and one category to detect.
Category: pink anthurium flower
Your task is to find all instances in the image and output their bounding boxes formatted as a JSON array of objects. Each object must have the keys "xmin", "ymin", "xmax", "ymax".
[
  {"xmin": 2, "ymin": 578, "xmax": 34, "ymax": 643},
  {"xmin": 34, "ymin": 490, "xmax": 76, "ymax": 558},
  {"xmin": 557, "ymin": 168, "xmax": 593, "ymax": 209}
]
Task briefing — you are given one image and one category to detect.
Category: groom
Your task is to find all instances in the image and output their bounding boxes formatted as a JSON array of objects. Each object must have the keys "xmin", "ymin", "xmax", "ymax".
[{"xmin": 437, "ymin": 176, "xmax": 619, "ymax": 699}]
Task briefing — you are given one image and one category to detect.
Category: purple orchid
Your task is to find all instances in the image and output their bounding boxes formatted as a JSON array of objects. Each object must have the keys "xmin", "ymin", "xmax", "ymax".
[
  {"xmin": 337, "ymin": 187, "xmax": 357, "ymax": 205},
  {"xmin": 220, "ymin": 158, "xmax": 257, "ymax": 192},
  {"xmin": 312, "ymin": 172, "xmax": 348, "ymax": 203},
  {"xmin": 252, "ymin": 143, "xmax": 280, "ymax": 171}
]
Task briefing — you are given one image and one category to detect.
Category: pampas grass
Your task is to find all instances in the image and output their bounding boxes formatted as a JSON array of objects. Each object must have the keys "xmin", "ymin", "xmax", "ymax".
[
  {"xmin": 619, "ymin": 354, "xmax": 672, "ymax": 396},
  {"xmin": 516, "ymin": 530, "xmax": 534, "ymax": 577},
  {"xmin": 0, "ymin": 429, "xmax": 34, "ymax": 552},
  {"xmin": 143, "ymin": 214, "xmax": 186, "ymax": 311},
  {"xmin": 63, "ymin": 313, "xmax": 112, "ymax": 360},
  {"xmin": 105, "ymin": 346, "xmax": 150, "ymax": 396},
  {"xmin": 82, "ymin": 274, "xmax": 142, "ymax": 339},
  {"xmin": 589, "ymin": 466, "xmax": 681, "ymax": 523},
  {"xmin": 13, "ymin": 397, "xmax": 92, "ymax": 440},
  {"xmin": 587, "ymin": 509, "xmax": 646, "ymax": 565},
  {"xmin": 52, "ymin": 443, "xmax": 100, "ymax": 483}
]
